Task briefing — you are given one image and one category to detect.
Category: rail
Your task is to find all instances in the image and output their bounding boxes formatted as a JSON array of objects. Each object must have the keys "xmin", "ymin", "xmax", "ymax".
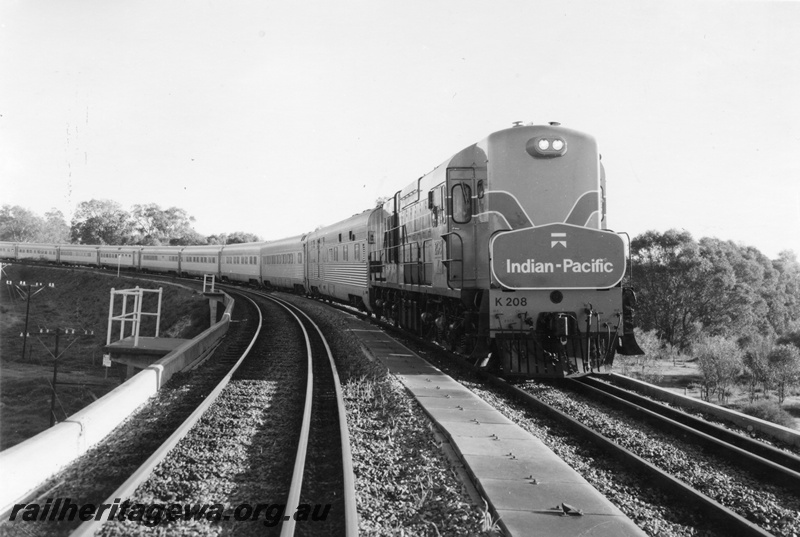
[
  {"xmin": 0, "ymin": 291, "xmax": 235, "ymax": 517},
  {"xmin": 482, "ymin": 375, "xmax": 777, "ymax": 537},
  {"xmin": 572, "ymin": 376, "xmax": 800, "ymax": 491},
  {"xmin": 263, "ymin": 294, "xmax": 358, "ymax": 537},
  {"xmin": 69, "ymin": 294, "xmax": 262, "ymax": 537}
]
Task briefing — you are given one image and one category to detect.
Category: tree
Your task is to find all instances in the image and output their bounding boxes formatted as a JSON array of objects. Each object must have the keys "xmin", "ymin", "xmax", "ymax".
[
  {"xmin": 224, "ymin": 232, "xmax": 262, "ymax": 244},
  {"xmin": 40, "ymin": 209, "xmax": 71, "ymax": 243},
  {"xmin": 205, "ymin": 234, "xmax": 226, "ymax": 245},
  {"xmin": 630, "ymin": 229, "xmax": 704, "ymax": 348},
  {"xmin": 70, "ymin": 199, "xmax": 134, "ymax": 245},
  {"xmin": 777, "ymin": 330, "xmax": 800, "ymax": 350},
  {"xmin": 617, "ymin": 328, "xmax": 668, "ymax": 383},
  {"xmin": 767, "ymin": 344, "xmax": 800, "ymax": 405},
  {"xmin": 742, "ymin": 334, "xmax": 774, "ymax": 403},
  {"xmin": 771, "ymin": 251, "xmax": 800, "ymax": 335},
  {"xmin": 0, "ymin": 205, "xmax": 43, "ymax": 242},
  {"xmin": 169, "ymin": 229, "xmax": 207, "ymax": 246},
  {"xmin": 693, "ymin": 335, "xmax": 744, "ymax": 403},
  {"xmin": 131, "ymin": 204, "xmax": 199, "ymax": 245}
]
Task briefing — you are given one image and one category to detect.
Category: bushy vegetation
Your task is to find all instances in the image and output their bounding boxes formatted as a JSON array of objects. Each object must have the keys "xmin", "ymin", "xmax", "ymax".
[
  {"xmin": 0, "ymin": 202, "xmax": 262, "ymax": 246},
  {"xmin": 630, "ymin": 230, "xmax": 800, "ymax": 409},
  {"xmin": 740, "ymin": 400, "xmax": 795, "ymax": 428},
  {"xmin": 693, "ymin": 335, "xmax": 744, "ymax": 404}
]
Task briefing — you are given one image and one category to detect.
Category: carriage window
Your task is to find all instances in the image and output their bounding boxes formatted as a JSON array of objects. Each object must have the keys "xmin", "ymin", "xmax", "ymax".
[{"xmin": 451, "ymin": 184, "xmax": 472, "ymax": 223}]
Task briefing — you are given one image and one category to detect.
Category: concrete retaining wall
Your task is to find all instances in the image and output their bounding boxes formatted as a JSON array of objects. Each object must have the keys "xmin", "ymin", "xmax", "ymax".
[
  {"xmin": 0, "ymin": 292, "xmax": 234, "ymax": 515},
  {"xmin": 611, "ymin": 373, "xmax": 800, "ymax": 447}
]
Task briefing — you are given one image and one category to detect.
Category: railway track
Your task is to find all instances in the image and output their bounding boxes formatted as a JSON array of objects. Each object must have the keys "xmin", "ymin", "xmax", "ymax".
[
  {"xmin": 2, "ymin": 288, "xmax": 357, "ymax": 536},
  {"xmin": 72, "ymin": 288, "xmax": 356, "ymax": 537},
  {"xmin": 571, "ymin": 375, "xmax": 800, "ymax": 488},
  {"xmin": 257, "ymin": 292, "xmax": 357, "ymax": 537},
  {"xmin": 0, "ymin": 290, "xmax": 261, "ymax": 536},
  {"xmin": 342, "ymin": 316, "xmax": 797, "ymax": 536},
  {"xmin": 501, "ymin": 377, "xmax": 800, "ymax": 537}
]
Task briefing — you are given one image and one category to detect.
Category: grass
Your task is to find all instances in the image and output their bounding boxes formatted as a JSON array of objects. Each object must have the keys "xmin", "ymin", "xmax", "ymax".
[
  {"xmin": 616, "ymin": 355, "xmax": 800, "ymax": 431},
  {"xmin": 0, "ymin": 263, "xmax": 210, "ymax": 450}
]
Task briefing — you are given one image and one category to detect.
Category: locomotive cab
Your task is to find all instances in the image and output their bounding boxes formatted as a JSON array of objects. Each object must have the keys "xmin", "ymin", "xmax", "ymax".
[{"xmin": 482, "ymin": 123, "xmax": 643, "ymax": 377}]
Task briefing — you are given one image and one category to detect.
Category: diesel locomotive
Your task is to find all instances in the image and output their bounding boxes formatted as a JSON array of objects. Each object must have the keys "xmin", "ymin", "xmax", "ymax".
[
  {"xmin": 1, "ymin": 122, "xmax": 643, "ymax": 378},
  {"xmin": 366, "ymin": 122, "xmax": 643, "ymax": 377}
]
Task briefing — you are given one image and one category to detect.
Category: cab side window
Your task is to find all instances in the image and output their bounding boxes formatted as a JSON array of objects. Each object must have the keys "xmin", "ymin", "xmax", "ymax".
[{"xmin": 451, "ymin": 184, "xmax": 472, "ymax": 224}]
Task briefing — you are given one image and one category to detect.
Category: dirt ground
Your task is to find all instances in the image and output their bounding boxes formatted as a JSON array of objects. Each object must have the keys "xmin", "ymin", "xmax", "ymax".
[{"xmin": 618, "ymin": 357, "xmax": 800, "ymax": 431}]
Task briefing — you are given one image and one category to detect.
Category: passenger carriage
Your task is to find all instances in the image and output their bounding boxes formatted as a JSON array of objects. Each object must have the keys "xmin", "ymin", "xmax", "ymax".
[
  {"xmin": 0, "ymin": 243, "xmax": 18, "ymax": 260},
  {"xmin": 220, "ymin": 242, "xmax": 263, "ymax": 285},
  {"xmin": 98, "ymin": 246, "xmax": 141, "ymax": 270},
  {"xmin": 305, "ymin": 210, "xmax": 371, "ymax": 311},
  {"xmin": 15, "ymin": 243, "xmax": 59, "ymax": 263},
  {"xmin": 260, "ymin": 236, "xmax": 305, "ymax": 292},
  {"xmin": 179, "ymin": 245, "xmax": 223, "ymax": 279},
  {"xmin": 59, "ymin": 245, "xmax": 100, "ymax": 266},
  {"xmin": 139, "ymin": 246, "xmax": 182, "ymax": 274}
]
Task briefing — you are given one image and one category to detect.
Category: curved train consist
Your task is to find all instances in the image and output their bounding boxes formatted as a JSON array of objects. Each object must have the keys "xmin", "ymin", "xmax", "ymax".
[{"xmin": 1, "ymin": 122, "xmax": 642, "ymax": 377}]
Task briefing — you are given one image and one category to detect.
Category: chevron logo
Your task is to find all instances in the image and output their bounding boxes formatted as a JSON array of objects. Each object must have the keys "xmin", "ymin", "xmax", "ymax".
[{"xmin": 551, "ymin": 232, "xmax": 567, "ymax": 248}]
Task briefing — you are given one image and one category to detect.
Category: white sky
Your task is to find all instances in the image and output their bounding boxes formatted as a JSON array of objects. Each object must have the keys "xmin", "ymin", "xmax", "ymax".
[{"xmin": 1, "ymin": 0, "xmax": 798, "ymax": 259}]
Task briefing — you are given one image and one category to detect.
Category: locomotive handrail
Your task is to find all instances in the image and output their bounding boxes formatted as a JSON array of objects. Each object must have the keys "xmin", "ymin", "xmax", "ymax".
[
  {"xmin": 618, "ymin": 231, "xmax": 633, "ymax": 283},
  {"xmin": 440, "ymin": 231, "xmax": 464, "ymax": 290},
  {"xmin": 421, "ymin": 238, "xmax": 434, "ymax": 285}
]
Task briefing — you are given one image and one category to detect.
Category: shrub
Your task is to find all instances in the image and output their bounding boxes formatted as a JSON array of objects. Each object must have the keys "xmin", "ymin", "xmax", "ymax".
[
  {"xmin": 767, "ymin": 344, "xmax": 800, "ymax": 405},
  {"xmin": 740, "ymin": 400, "xmax": 795, "ymax": 428},
  {"xmin": 693, "ymin": 335, "xmax": 744, "ymax": 404}
]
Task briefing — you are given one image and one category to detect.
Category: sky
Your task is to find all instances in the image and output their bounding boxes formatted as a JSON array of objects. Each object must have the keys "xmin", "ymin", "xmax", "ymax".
[{"xmin": 1, "ymin": 0, "xmax": 799, "ymax": 259}]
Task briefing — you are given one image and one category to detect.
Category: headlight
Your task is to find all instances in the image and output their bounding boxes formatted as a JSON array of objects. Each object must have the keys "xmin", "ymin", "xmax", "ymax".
[{"xmin": 527, "ymin": 137, "xmax": 568, "ymax": 158}]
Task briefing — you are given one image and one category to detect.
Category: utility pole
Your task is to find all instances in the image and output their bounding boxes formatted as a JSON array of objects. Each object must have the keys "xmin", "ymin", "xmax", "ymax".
[
  {"xmin": 6, "ymin": 280, "xmax": 55, "ymax": 360},
  {"xmin": 37, "ymin": 327, "xmax": 94, "ymax": 426},
  {"xmin": 49, "ymin": 329, "xmax": 62, "ymax": 427}
]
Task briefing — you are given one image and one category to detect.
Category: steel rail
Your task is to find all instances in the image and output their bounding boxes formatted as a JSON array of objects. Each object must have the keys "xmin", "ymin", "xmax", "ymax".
[
  {"xmin": 264, "ymin": 296, "xmax": 314, "ymax": 537},
  {"xmin": 70, "ymin": 293, "xmax": 263, "ymax": 537},
  {"xmin": 571, "ymin": 376, "xmax": 800, "ymax": 490},
  {"xmin": 265, "ymin": 293, "xmax": 358, "ymax": 537},
  {"xmin": 484, "ymin": 374, "xmax": 775, "ymax": 537}
]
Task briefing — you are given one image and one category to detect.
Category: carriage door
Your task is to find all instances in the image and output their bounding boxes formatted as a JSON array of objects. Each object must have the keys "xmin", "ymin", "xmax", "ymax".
[
  {"xmin": 303, "ymin": 240, "xmax": 310, "ymax": 289},
  {"xmin": 445, "ymin": 167, "xmax": 477, "ymax": 288}
]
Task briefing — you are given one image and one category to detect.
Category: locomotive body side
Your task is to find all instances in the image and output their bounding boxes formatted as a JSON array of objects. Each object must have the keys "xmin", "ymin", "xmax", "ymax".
[{"xmin": 367, "ymin": 140, "xmax": 497, "ymax": 348}]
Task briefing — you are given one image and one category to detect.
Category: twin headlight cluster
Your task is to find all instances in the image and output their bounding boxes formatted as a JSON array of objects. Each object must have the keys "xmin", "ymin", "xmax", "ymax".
[{"xmin": 526, "ymin": 136, "xmax": 568, "ymax": 157}]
